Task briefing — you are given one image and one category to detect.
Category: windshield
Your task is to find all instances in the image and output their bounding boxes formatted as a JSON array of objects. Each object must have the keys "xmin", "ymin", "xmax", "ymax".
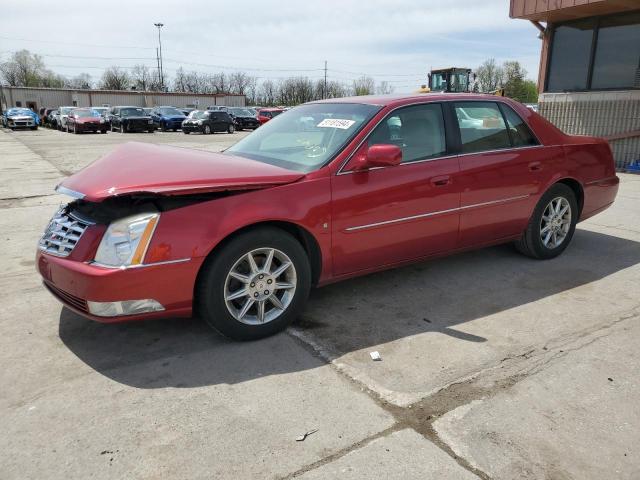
[
  {"xmin": 73, "ymin": 109, "xmax": 100, "ymax": 117},
  {"xmin": 230, "ymin": 108, "xmax": 253, "ymax": 117},
  {"xmin": 190, "ymin": 111, "xmax": 208, "ymax": 119},
  {"xmin": 159, "ymin": 107, "xmax": 183, "ymax": 116},
  {"xmin": 121, "ymin": 108, "xmax": 145, "ymax": 117},
  {"xmin": 226, "ymin": 103, "xmax": 380, "ymax": 172},
  {"xmin": 60, "ymin": 107, "xmax": 74, "ymax": 115}
]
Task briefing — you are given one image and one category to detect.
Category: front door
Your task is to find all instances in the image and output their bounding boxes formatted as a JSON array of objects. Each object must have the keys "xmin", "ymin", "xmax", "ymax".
[{"xmin": 331, "ymin": 102, "xmax": 461, "ymax": 276}]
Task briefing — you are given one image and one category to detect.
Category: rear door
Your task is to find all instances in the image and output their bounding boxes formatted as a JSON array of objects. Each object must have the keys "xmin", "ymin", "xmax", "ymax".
[
  {"xmin": 331, "ymin": 102, "xmax": 461, "ymax": 276},
  {"xmin": 453, "ymin": 101, "xmax": 555, "ymax": 247}
]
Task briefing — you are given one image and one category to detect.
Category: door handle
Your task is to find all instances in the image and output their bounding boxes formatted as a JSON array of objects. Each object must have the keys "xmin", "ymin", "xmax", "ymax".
[
  {"xmin": 529, "ymin": 161, "xmax": 542, "ymax": 171},
  {"xmin": 431, "ymin": 175, "xmax": 451, "ymax": 186}
]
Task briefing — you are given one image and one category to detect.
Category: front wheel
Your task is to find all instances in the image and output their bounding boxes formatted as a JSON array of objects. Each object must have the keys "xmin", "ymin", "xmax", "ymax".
[
  {"xmin": 196, "ymin": 227, "xmax": 311, "ymax": 340},
  {"xmin": 203, "ymin": 125, "xmax": 211, "ymax": 135},
  {"xmin": 227, "ymin": 124, "xmax": 235, "ymax": 134},
  {"xmin": 515, "ymin": 183, "xmax": 578, "ymax": 259},
  {"xmin": 120, "ymin": 124, "xmax": 125, "ymax": 133}
]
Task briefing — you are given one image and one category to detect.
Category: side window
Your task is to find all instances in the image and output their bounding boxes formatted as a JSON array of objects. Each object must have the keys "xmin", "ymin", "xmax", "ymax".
[
  {"xmin": 368, "ymin": 103, "xmax": 447, "ymax": 163},
  {"xmin": 454, "ymin": 102, "xmax": 510, "ymax": 154},
  {"xmin": 500, "ymin": 105, "xmax": 538, "ymax": 147}
]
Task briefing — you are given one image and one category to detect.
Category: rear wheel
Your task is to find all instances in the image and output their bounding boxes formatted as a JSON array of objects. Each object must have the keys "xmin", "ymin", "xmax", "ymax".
[
  {"xmin": 227, "ymin": 124, "xmax": 235, "ymax": 134},
  {"xmin": 197, "ymin": 227, "xmax": 311, "ymax": 340},
  {"xmin": 515, "ymin": 183, "xmax": 578, "ymax": 259},
  {"xmin": 120, "ymin": 124, "xmax": 125, "ymax": 133},
  {"xmin": 204, "ymin": 125, "xmax": 211, "ymax": 135},
  {"xmin": 73, "ymin": 123, "xmax": 78, "ymax": 134}
]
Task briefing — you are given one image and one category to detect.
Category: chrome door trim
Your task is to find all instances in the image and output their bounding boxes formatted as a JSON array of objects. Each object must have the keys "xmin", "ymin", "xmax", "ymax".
[{"xmin": 344, "ymin": 194, "xmax": 530, "ymax": 232}]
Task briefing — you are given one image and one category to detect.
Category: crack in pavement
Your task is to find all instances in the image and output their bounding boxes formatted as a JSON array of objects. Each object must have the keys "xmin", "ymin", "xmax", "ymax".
[{"xmin": 285, "ymin": 304, "xmax": 640, "ymax": 479}]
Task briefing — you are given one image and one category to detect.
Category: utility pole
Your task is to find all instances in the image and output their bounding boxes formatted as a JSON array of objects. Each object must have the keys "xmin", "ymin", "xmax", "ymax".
[
  {"xmin": 323, "ymin": 60, "xmax": 327, "ymax": 99},
  {"xmin": 154, "ymin": 23, "xmax": 164, "ymax": 90},
  {"xmin": 156, "ymin": 47, "xmax": 161, "ymax": 90}
]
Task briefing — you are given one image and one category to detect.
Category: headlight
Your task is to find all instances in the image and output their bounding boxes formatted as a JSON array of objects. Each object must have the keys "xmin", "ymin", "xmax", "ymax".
[
  {"xmin": 196, "ymin": 120, "xmax": 203, "ymax": 125},
  {"xmin": 94, "ymin": 212, "xmax": 159, "ymax": 267}
]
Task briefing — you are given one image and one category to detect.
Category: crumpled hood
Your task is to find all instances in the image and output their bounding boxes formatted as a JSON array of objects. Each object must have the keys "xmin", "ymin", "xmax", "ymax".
[{"xmin": 58, "ymin": 142, "xmax": 304, "ymax": 202}]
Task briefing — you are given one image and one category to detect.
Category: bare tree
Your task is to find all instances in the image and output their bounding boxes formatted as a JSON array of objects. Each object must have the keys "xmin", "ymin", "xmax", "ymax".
[
  {"xmin": 352, "ymin": 76, "xmax": 375, "ymax": 96},
  {"xmin": 245, "ymin": 76, "xmax": 258, "ymax": 105},
  {"xmin": 210, "ymin": 72, "xmax": 229, "ymax": 94},
  {"xmin": 0, "ymin": 50, "xmax": 46, "ymax": 86},
  {"xmin": 229, "ymin": 71, "xmax": 251, "ymax": 95},
  {"xmin": 100, "ymin": 66, "xmax": 130, "ymax": 90},
  {"xmin": 66, "ymin": 73, "xmax": 92, "ymax": 89},
  {"xmin": 376, "ymin": 81, "xmax": 394, "ymax": 95},
  {"xmin": 260, "ymin": 79, "xmax": 277, "ymax": 106},
  {"xmin": 131, "ymin": 64, "xmax": 152, "ymax": 91},
  {"xmin": 475, "ymin": 58, "xmax": 504, "ymax": 93}
]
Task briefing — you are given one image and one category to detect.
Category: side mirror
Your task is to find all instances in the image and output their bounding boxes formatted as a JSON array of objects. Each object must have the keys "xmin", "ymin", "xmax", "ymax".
[{"xmin": 353, "ymin": 144, "xmax": 402, "ymax": 170}]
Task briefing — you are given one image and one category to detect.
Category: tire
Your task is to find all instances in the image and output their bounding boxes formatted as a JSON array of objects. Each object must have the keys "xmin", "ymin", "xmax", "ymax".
[
  {"xmin": 73, "ymin": 124, "xmax": 78, "ymax": 134},
  {"xmin": 65, "ymin": 123, "xmax": 69, "ymax": 133},
  {"xmin": 196, "ymin": 227, "xmax": 311, "ymax": 340},
  {"xmin": 147, "ymin": 129, "xmax": 154, "ymax": 133},
  {"xmin": 161, "ymin": 122, "xmax": 167, "ymax": 132},
  {"xmin": 31, "ymin": 126, "xmax": 38, "ymax": 130},
  {"xmin": 120, "ymin": 124, "xmax": 125, "ymax": 134},
  {"xmin": 183, "ymin": 130, "xmax": 190, "ymax": 134},
  {"xmin": 204, "ymin": 125, "xmax": 211, "ymax": 135},
  {"xmin": 515, "ymin": 183, "xmax": 578, "ymax": 260},
  {"xmin": 227, "ymin": 124, "xmax": 235, "ymax": 134}
]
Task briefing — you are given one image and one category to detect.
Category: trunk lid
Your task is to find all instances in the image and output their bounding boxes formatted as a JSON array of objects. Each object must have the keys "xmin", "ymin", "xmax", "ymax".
[{"xmin": 58, "ymin": 142, "xmax": 304, "ymax": 202}]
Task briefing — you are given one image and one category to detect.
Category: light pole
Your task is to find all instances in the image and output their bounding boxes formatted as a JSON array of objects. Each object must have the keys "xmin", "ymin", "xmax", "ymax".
[{"xmin": 154, "ymin": 23, "xmax": 164, "ymax": 90}]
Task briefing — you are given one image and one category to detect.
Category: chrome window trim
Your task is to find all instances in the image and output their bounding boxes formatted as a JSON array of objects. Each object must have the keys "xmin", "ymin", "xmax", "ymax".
[
  {"xmin": 344, "ymin": 194, "xmax": 530, "ymax": 232},
  {"xmin": 55, "ymin": 185, "xmax": 85, "ymax": 199},
  {"xmin": 89, "ymin": 258, "xmax": 192, "ymax": 270}
]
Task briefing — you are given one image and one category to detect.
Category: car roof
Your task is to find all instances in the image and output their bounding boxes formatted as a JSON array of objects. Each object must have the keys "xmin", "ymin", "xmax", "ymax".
[{"xmin": 309, "ymin": 93, "xmax": 510, "ymax": 107}]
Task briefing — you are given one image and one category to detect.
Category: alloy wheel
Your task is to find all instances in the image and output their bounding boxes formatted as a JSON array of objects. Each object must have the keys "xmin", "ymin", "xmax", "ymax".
[
  {"xmin": 223, "ymin": 248, "xmax": 297, "ymax": 325},
  {"xmin": 540, "ymin": 197, "xmax": 571, "ymax": 249}
]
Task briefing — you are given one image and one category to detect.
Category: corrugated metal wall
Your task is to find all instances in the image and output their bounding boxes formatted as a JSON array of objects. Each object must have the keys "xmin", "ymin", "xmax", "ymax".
[
  {"xmin": 1, "ymin": 87, "xmax": 245, "ymax": 110},
  {"xmin": 539, "ymin": 90, "xmax": 640, "ymax": 169}
]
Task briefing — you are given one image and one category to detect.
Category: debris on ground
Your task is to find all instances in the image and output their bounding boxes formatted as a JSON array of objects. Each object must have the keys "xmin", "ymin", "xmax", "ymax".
[
  {"xmin": 296, "ymin": 429, "xmax": 318, "ymax": 442},
  {"xmin": 370, "ymin": 351, "xmax": 382, "ymax": 361}
]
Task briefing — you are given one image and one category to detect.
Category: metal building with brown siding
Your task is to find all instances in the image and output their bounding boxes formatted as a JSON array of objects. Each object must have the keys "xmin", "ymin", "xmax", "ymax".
[{"xmin": 510, "ymin": 0, "xmax": 640, "ymax": 169}]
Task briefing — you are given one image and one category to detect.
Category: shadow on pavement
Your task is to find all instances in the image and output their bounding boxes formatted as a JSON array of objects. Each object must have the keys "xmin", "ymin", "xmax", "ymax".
[{"xmin": 59, "ymin": 229, "xmax": 640, "ymax": 389}]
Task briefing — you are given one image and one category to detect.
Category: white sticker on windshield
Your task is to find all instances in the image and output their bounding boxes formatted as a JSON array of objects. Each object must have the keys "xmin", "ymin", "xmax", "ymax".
[{"xmin": 317, "ymin": 118, "xmax": 356, "ymax": 129}]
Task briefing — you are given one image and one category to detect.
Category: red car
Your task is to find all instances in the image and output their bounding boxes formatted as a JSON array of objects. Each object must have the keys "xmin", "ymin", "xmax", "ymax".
[
  {"xmin": 66, "ymin": 108, "xmax": 108, "ymax": 134},
  {"xmin": 37, "ymin": 94, "xmax": 618, "ymax": 340},
  {"xmin": 256, "ymin": 108, "xmax": 284, "ymax": 124}
]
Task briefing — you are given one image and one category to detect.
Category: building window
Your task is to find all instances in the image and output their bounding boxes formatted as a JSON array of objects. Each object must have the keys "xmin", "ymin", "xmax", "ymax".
[
  {"xmin": 546, "ymin": 11, "xmax": 640, "ymax": 92},
  {"xmin": 591, "ymin": 12, "xmax": 640, "ymax": 90},
  {"xmin": 547, "ymin": 19, "xmax": 594, "ymax": 92},
  {"xmin": 15, "ymin": 101, "xmax": 22, "ymax": 107}
]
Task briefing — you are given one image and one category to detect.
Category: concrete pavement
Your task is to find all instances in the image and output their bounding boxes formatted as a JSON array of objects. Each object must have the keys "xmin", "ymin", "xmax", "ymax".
[{"xmin": 1, "ymin": 126, "xmax": 638, "ymax": 479}]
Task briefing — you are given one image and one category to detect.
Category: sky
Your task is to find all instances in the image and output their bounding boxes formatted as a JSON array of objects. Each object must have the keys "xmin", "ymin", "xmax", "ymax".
[{"xmin": 0, "ymin": 0, "xmax": 541, "ymax": 93}]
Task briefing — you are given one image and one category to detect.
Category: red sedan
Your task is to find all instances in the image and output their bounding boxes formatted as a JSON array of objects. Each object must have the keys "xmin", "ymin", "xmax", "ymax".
[
  {"xmin": 66, "ymin": 108, "xmax": 108, "ymax": 134},
  {"xmin": 256, "ymin": 108, "xmax": 284, "ymax": 124},
  {"xmin": 37, "ymin": 94, "xmax": 618, "ymax": 340}
]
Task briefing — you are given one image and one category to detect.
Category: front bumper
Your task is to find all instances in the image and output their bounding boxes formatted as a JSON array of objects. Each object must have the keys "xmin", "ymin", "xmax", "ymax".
[
  {"xmin": 182, "ymin": 124, "xmax": 202, "ymax": 132},
  {"xmin": 77, "ymin": 122, "xmax": 107, "ymax": 132},
  {"xmin": 37, "ymin": 250, "xmax": 200, "ymax": 323},
  {"xmin": 7, "ymin": 118, "xmax": 36, "ymax": 128}
]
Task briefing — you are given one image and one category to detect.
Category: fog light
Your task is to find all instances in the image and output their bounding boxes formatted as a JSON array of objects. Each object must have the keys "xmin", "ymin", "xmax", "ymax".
[{"xmin": 87, "ymin": 299, "xmax": 164, "ymax": 317}]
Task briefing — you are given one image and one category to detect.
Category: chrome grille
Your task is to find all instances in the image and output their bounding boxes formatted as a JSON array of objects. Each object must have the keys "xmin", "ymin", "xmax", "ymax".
[{"xmin": 39, "ymin": 208, "xmax": 93, "ymax": 257}]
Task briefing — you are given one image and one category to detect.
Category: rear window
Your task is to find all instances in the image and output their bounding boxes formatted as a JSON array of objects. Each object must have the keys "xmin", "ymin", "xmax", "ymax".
[
  {"xmin": 500, "ymin": 105, "xmax": 538, "ymax": 147},
  {"xmin": 454, "ymin": 102, "xmax": 511, "ymax": 154}
]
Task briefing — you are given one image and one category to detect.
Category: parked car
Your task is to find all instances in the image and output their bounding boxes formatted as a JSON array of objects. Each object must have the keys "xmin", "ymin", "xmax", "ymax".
[
  {"xmin": 228, "ymin": 107, "xmax": 260, "ymax": 130},
  {"xmin": 109, "ymin": 106, "xmax": 155, "ymax": 133},
  {"xmin": 66, "ymin": 108, "xmax": 108, "ymax": 134},
  {"xmin": 45, "ymin": 109, "xmax": 59, "ymax": 129},
  {"xmin": 181, "ymin": 110, "xmax": 235, "ymax": 134},
  {"xmin": 56, "ymin": 106, "xmax": 76, "ymax": 131},
  {"xmin": 207, "ymin": 105, "xmax": 229, "ymax": 112},
  {"xmin": 257, "ymin": 108, "xmax": 284, "ymax": 124},
  {"xmin": 36, "ymin": 94, "xmax": 619, "ymax": 341},
  {"xmin": 151, "ymin": 106, "xmax": 187, "ymax": 131},
  {"xmin": 2, "ymin": 108, "xmax": 39, "ymax": 130}
]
